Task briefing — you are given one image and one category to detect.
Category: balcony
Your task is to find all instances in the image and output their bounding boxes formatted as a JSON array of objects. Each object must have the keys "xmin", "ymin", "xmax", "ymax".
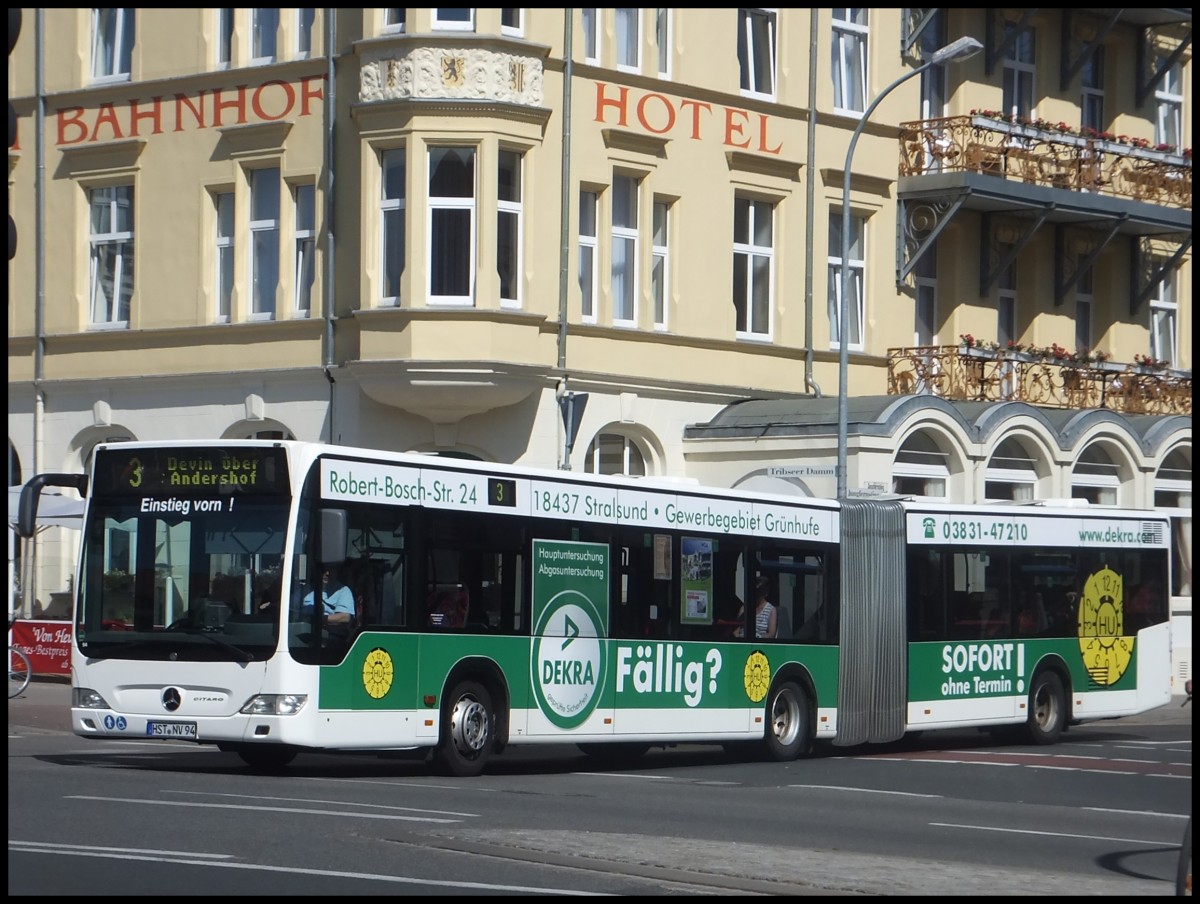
[
  {"xmin": 887, "ymin": 346, "xmax": 1193, "ymax": 416},
  {"xmin": 899, "ymin": 115, "xmax": 1191, "ymax": 210}
]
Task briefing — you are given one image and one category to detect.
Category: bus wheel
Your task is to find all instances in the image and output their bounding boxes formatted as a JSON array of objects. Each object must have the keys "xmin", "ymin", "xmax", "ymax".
[
  {"xmin": 763, "ymin": 681, "xmax": 810, "ymax": 761},
  {"xmin": 433, "ymin": 680, "xmax": 493, "ymax": 777},
  {"xmin": 1025, "ymin": 670, "xmax": 1066, "ymax": 745},
  {"xmin": 230, "ymin": 744, "xmax": 298, "ymax": 770}
]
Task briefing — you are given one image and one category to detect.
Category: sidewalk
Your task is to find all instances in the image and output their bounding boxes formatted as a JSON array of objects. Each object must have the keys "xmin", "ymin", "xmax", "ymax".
[{"xmin": 8, "ymin": 674, "xmax": 1191, "ymax": 733}]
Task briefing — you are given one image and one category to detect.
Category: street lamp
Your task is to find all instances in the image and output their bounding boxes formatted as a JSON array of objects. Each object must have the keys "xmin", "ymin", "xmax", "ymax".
[{"xmin": 836, "ymin": 36, "xmax": 983, "ymax": 498}]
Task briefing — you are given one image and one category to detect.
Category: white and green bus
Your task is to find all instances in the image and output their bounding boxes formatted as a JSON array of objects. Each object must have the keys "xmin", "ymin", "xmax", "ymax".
[{"xmin": 18, "ymin": 440, "xmax": 1172, "ymax": 775}]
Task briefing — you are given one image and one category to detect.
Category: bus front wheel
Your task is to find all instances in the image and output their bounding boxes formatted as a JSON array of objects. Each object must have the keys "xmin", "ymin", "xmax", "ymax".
[
  {"xmin": 227, "ymin": 744, "xmax": 298, "ymax": 770},
  {"xmin": 763, "ymin": 681, "xmax": 810, "ymax": 761},
  {"xmin": 1025, "ymin": 670, "xmax": 1066, "ymax": 745},
  {"xmin": 433, "ymin": 680, "xmax": 494, "ymax": 777}
]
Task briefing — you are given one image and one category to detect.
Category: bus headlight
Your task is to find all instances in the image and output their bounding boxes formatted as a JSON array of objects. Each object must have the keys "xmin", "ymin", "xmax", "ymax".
[
  {"xmin": 73, "ymin": 687, "xmax": 110, "ymax": 709},
  {"xmin": 240, "ymin": 694, "xmax": 308, "ymax": 716}
]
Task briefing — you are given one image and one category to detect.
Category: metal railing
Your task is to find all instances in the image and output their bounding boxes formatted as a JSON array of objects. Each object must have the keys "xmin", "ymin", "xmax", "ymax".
[
  {"xmin": 887, "ymin": 346, "xmax": 1193, "ymax": 415},
  {"xmin": 898, "ymin": 116, "xmax": 1192, "ymax": 210}
]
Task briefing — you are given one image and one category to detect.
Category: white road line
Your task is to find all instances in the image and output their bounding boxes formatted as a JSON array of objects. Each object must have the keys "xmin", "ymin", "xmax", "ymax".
[
  {"xmin": 166, "ymin": 789, "xmax": 479, "ymax": 818},
  {"xmin": 65, "ymin": 795, "xmax": 462, "ymax": 822},
  {"xmin": 788, "ymin": 784, "xmax": 941, "ymax": 798},
  {"xmin": 929, "ymin": 822, "xmax": 1171, "ymax": 846}
]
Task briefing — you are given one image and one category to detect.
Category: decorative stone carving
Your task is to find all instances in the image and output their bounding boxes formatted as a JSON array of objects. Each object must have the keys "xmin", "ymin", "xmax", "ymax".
[{"xmin": 360, "ymin": 46, "xmax": 543, "ymax": 106}]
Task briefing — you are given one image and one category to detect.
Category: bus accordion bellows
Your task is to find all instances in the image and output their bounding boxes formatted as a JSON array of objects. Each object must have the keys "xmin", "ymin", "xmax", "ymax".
[{"xmin": 18, "ymin": 440, "xmax": 1173, "ymax": 776}]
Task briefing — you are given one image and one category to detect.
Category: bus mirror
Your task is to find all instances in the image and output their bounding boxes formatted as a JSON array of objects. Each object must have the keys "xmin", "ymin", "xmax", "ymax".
[
  {"xmin": 17, "ymin": 473, "xmax": 89, "ymax": 539},
  {"xmin": 320, "ymin": 509, "xmax": 348, "ymax": 565}
]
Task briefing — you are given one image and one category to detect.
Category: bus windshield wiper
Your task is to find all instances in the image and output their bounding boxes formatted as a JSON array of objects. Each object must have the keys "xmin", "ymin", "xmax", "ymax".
[{"xmin": 172, "ymin": 627, "xmax": 254, "ymax": 663}]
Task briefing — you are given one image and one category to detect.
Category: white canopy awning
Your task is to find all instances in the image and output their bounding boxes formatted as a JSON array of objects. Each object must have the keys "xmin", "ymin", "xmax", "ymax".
[{"xmin": 7, "ymin": 486, "xmax": 84, "ymax": 531}]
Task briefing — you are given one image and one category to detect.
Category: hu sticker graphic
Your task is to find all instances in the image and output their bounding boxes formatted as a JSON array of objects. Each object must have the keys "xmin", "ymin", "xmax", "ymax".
[
  {"xmin": 1077, "ymin": 566, "xmax": 1133, "ymax": 686},
  {"xmin": 362, "ymin": 648, "xmax": 394, "ymax": 699}
]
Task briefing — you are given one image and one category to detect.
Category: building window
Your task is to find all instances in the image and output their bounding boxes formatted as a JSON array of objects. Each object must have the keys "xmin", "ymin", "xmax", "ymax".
[
  {"xmin": 217, "ymin": 9, "xmax": 233, "ymax": 69},
  {"xmin": 215, "ymin": 191, "xmax": 234, "ymax": 322},
  {"xmin": 832, "ymin": 8, "xmax": 867, "ymax": 113},
  {"xmin": 997, "ymin": 256, "xmax": 1017, "ymax": 397},
  {"xmin": 581, "ymin": 9, "xmax": 599, "ymax": 64},
  {"xmin": 1075, "ymin": 269, "xmax": 1093, "ymax": 353},
  {"xmin": 92, "ymin": 8, "xmax": 134, "ymax": 82},
  {"xmin": 89, "ymin": 185, "xmax": 134, "ymax": 328},
  {"xmin": 612, "ymin": 172, "xmax": 639, "ymax": 325},
  {"xmin": 1150, "ymin": 266, "xmax": 1177, "ymax": 366},
  {"xmin": 249, "ymin": 167, "xmax": 280, "ymax": 319},
  {"xmin": 428, "ymin": 146, "xmax": 476, "ymax": 305},
  {"xmin": 1001, "ymin": 20, "xmax": 1035, "ymax": 121},
  {"xmin": 616, "ymin": 8, "xmax": 640, "ymax": 72},
  {"xmin": 738, "ymin": 8, "xmax": 776, "ymax": 97},
  {"xmin": 578, "ymin": 190, "xmax": 598, "ymax": 323},
  {"xmin": 297, "ymin": 8, "xmax": 315, "ymax": 57},
  {"xmin": 984, "ymin": 438, "xmax": 1038, "ymax": 501},
  {"xmin": 892, "ymin": 432, "xmax": 948, "ymax": 498},
  {"xmin": 917, "ymin": 10, "xmax": 947, "ymax": 121},
  {"xmin": 1155, "ymin": 55, "xmax": 1183, "ymax": 151},
  {"xmin": 584, "ymin": 433, "xmax": 647, "ymax": 477},
  {"xmin": 1071, "ymin": 444, "xmax": 1120, "ymax": 506},
  {"xmin": 1154, "ymin": 449, "xmax": 1192, "ymax": 598},
  {"xmin": 381, "ymin": 148, "xmax": 405, "ymax": 306},
  {"xmin": 383, "ymin": 9, "xmax": 405, "ymax": 33},
  {"xmin": 294, "ymin": 183, "xmax": 315, "ymax": 316},
  {"xmin": 497, "ymin": 149, "xmax": 523, "ymax": 308},
  {"xmin": 433, "ymin": 8, "xmax": 474, "ymax": 31},
  {"xmin": 914, "ymin": 246, "xmax": 937, "ymax": 346},
  {"xmin": 651, "ymin": 197, "xmax": 670, "ymax": 329},
  {"xmin": 501, "ymin": 9, "xmax": 522, "ymax": 37},
  {"xmin": 827, "ymin": 210, "xmax": 863, "ymax": 349},
  {"xmin": 1081, "ymin": 45, "xmax": 1104, "ymax": 134},
  {"xmin": 733, "ymin": 196, "xmax": 774, "ymax": 338},
  {"xmin": 251, "ymin": 8, "xmax": 278, "ymax": 64},
  {"xmin": 655, "ymin": 8, "xmax": 671, "ymax": 78}
]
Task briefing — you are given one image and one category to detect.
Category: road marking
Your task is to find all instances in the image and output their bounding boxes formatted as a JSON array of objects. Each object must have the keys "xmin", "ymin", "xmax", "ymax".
[
  {"xmin": 166, "ymin": 789, "xmax": 479, "ymax": 818},
  {"xmin": 65, "ymin": 795, "xmax": 463, "ymax": 823},
  {"xmin": 929, "ymin": 823, "xmax": 1173, "ymax": 846},
  {"xmin": 788, "ymin": 784, "xmax": 941, "ymax": 798}
]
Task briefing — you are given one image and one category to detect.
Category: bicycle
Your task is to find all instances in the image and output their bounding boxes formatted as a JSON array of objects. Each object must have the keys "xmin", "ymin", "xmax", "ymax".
[{"xmin": 9, "ymin": 617, "xmax": 32, "ymax": 698}]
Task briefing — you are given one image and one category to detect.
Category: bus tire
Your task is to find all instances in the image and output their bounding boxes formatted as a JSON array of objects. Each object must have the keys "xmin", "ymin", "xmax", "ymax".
[
  {"xmin": 1024, "ymin": 670, "xmax": 1066, "ymax": 745},
  {"xmin": 433, "ymin": 679, "xmax": 493, "ymax": 777},
  {"xmin": 763, "ymin": 681, "xmax": 810, "ymax": 761},
  {"xmin": 230, "ymin": 744, "xmax": 298, "ymax": 770}
]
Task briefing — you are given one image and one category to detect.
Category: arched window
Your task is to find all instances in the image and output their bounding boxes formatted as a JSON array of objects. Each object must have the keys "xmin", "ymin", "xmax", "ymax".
[
  {"xmin": 892, "ymin": 431, "xmax": 948, "ymax": 498},
  {"xmin": 1071, "ymin": 444, "xmax": 1119, "ymax": 505},
  {"xmin": 985, "ymin": 437, "xmax": 1038, "ymax": 501},
  {"xmin": 583, "ymin": 432, "xmax": 646, "ymax": 476},
  {"xmin": 1155, "ymin": 448, "xmax": 1192, "ymax": 598}
]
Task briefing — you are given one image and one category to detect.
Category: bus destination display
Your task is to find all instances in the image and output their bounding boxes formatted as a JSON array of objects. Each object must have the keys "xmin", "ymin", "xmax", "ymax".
[{"xmin": 93, "ymin": 446, "xmax": 289, "ymax": 496}]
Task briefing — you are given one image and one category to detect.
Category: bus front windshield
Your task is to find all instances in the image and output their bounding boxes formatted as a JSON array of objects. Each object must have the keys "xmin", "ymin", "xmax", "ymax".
[{"xmin": 75, "ymin": 497, "xmax": 290, "ymax": 661}]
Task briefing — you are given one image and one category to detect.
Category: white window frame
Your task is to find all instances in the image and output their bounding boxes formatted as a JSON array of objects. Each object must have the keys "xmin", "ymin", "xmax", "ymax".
[
  {"xmin": 984, "ymin": 439, "xmax": 1038, "ymax": 502},
  {"xmin": 655, "ymin": 8, "xmax": 671, "ymax": 78},
  {"xmin": 1081, "ymin": 45, "xmax": 1104, "ymax": 134},
  {"xmin": 1155, "ymin": 56, "xmax": 1183, "ymax": 151},
  {"xmin": 581, "ymin": 9, "xmax": 599, "ymax": 65},
  {"xmin": 651, "ymin": 197, "xmax": 669, "ymax": 330},
  {"xmin": 383, "ymin": 9, "xmax": 406, "ymax": 34},
  {"xmin": 1001, "ymin": 21, "xmax": 1036, "ymax": 121},
  {"xmin": 501, "ymin": 9, "xmax": 523, "ymax": 38},
  {"xmin": 584, "ymin": 432, "xmax": 647, "ymax": 477},
  {"xmin": 892, "ymin": 434, "xmax": 948, "ymax": 499},
  {"xmin": 827, "ymin": 210, "xmax": 863, "ymax": 351},
  {"xmin": 497, "ymin": 148, "xmax": 523, "ymax": 310},
  {"xmin": 294, "ymin": 183, "xmax": 316, "ymax": 316},
  {"xmin": 89, "ymin": 184, "xmax": 134, "ymax": 329},
  {"xmin": 832, "ymin": 8, "xmax": 867, "ymax": 114},
  {"xmin": 433, "ymin": 9, "xmax": 475, "ymax": 32},
  {"xmin": 215, "ymin": 191, "xmax": 234, "ymax": 323},
  {"xmin": 380, "ymin": 147, "xmax": 406, "ymax": 307},
  {"xmin": 427, "ymin": 146, "xmax": 477, "ymax": 306},
  {"xmin": 578, "ymin": 189, "xmax": 598, "ymax": 323},
  {"xmin": 611, "ymin": 172, "xmax": 639, "ymax": 326},
  {"xmin": 1071, "ymin": 445, "xmax": 1120, "ymax": 506},
  {"xmin": 296, "ymin": 8, "xmax": 315, "ymax": 59},
  {"xmin": 738, "ymin": 8, "xmax": 777, "ymax": 99},
  {"xmin": 733, "ymin": 196, "xmax": 775, "ymax": 339},
  {"xmin": 1150, "ymin": 266, "xmax": 1177, "ymax": 366},
  {"xmin": 91, "ymin": 8, "xmax": 134, "ymax": 83},
  {"xmin": 615, "ymin": 8, "xmax": 641, "ymax": 73},
  {"xmin": 248, "ymin": 167, "xmax": 280, "ymax": 321},
  {"xmin": 251, "ymin": 8, "xmax": 279, "ymax": 66},
  {"xmin": 216, "ymin": 8, "xmax": 233, "ymax": 70}
]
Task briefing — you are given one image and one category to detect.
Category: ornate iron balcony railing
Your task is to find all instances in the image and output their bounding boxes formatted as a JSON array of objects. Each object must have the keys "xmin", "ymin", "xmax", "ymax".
[
  {"xmin": 887, "ymin": 346, "xmax": 1193, "ymax": 416},
  {"xmin": 898, "ymin": 116, "xmax": 1192, "ymax": 210}
]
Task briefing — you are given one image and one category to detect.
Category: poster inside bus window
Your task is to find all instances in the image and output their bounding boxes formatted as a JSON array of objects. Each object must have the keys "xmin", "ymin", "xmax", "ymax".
[
  {"xmin": 680, "ymin": 536, "xmax": 714, "ymax": 625},
  {"xmin": 92, "ymin": 446, "xmax": 289, "ymax": 496}
]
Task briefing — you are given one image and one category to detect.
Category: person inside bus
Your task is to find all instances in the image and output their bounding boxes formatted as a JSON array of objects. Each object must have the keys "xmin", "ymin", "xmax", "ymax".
[
  {"xmin": 300, "ymin": 566, "xmax": 356, "ymax": 627},
  {"xmin": 734, "ymin": 576, "xmax": 777, "ymax": 639}
]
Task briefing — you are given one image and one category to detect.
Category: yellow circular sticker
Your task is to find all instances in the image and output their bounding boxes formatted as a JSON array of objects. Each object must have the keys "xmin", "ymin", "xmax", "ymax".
[
  {"xmin": 1077, "ymin": 566, "xmax": 1134, "ymax": 686},
  {"xmin": 743, "ymin": 650, "xmax": 771, "ymax": 703},
  {"xmin": 362, "ymin": 647, "xmax": 394, "ymax": 699}
]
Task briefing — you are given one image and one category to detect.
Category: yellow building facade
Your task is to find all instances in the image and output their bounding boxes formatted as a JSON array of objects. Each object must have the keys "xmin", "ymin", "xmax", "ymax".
[{"xmin": 6, "ymin": 9, "xmax": 1192, "ymax": 678}]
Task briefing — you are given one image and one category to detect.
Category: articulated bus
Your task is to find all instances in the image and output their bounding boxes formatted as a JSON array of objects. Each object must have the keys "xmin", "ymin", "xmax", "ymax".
[{"xmin": 18, "ymin": 440, "xmax": 1171, "ymax": 776}]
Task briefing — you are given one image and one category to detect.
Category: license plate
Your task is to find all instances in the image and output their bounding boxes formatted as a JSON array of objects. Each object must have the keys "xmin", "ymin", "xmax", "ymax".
[{"xmin": 146, "ymin": 721, "xmax": 197, "ymax": 739}]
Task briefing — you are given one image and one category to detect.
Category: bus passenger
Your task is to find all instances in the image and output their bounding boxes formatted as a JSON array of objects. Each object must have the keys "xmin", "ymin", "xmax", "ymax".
[
  {"xmin": 734, "ymin": 576, "xmax": 777, "ymax": 639},
  {"xmin": 301, "ymin": 567, "xmax": 356, "ymax": 626}
]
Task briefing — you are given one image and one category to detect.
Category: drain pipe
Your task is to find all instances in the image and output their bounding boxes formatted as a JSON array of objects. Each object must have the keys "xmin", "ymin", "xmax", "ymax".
[
  {"xmin": 556, "ymin": 11, "xmax": 574, "ymax": 372},
  {"xmin": 803, "ymin": 7, "xmax": 821, "ymax": 397},
  {"xmin": 322, "ymin": 8, "xmax": 337, "ymax": 443}
]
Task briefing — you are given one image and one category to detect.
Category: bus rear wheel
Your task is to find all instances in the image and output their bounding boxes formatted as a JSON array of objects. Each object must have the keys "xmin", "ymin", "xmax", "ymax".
[
  {"xmin": 433, "ymin": 680, "xmax": 493, "ymax": 777},
  {"xmin": 1025, "ymin": 670, "xmax": 1066, "ymax": 745},
  {"xmin": 763, "ymin": 681, "xmax": 810, "ymax": 761}
]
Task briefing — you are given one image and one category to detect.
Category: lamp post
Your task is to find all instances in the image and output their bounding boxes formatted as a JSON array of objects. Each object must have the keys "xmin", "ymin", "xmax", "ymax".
[{"xmin": 836, "ymin": 36, "xmax": 982, "ymax": 498}]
